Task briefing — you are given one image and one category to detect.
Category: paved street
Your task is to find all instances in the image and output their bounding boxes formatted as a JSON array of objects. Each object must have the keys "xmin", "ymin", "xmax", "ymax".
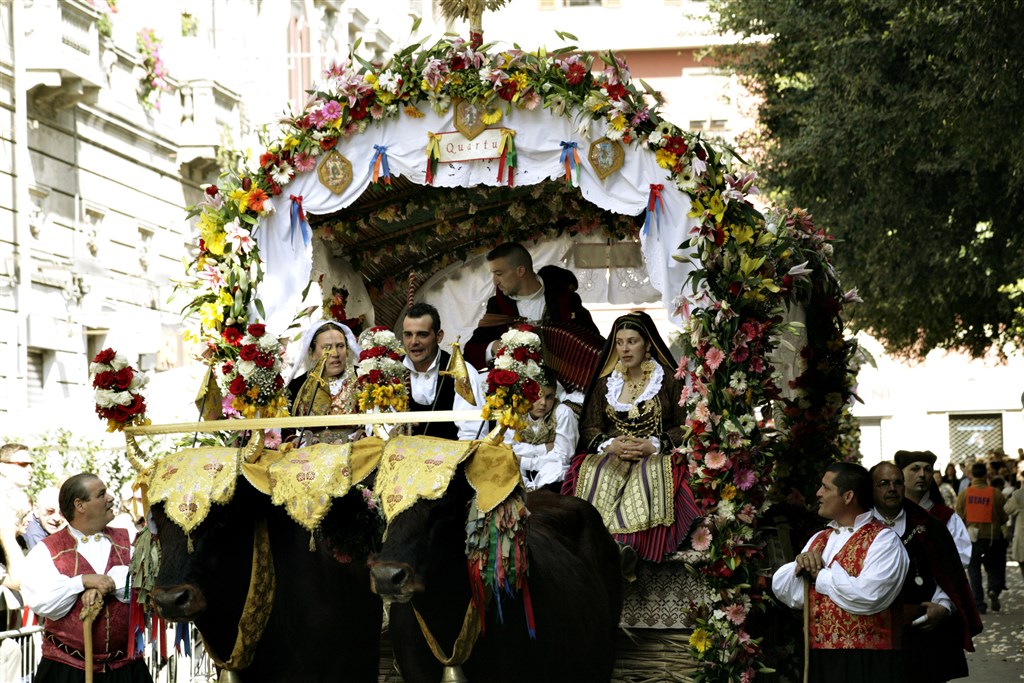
[{"xmin": 965, "ymin": 560, "xmax": 1024, "ymax": 681}]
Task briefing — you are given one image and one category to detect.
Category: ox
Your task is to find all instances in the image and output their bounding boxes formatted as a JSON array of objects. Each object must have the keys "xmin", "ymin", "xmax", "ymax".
[
  {"xmin": 150, "ymin": 478, "xmax": 383, "ymax": 682},
  {"xmin": 369, "ymin": 470, "xmax": 623, "ymax": 683}
]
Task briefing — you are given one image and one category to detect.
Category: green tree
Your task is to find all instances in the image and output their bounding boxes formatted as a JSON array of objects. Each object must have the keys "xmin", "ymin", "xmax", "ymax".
[{"xmin": 710, "ymin": 0, "xmax": 1024, "ymax": 356}]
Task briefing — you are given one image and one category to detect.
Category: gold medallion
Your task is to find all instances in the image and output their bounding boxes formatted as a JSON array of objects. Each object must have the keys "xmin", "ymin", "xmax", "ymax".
[{"xmin": 318, "ymin": 148, "xmax": 353, "ymax": 194}]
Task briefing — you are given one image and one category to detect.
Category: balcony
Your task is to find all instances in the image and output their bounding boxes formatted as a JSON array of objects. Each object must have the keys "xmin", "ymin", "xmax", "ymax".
[{"xmin": 23, "ymin": 0, "xmax": 104, "ymax": 110}]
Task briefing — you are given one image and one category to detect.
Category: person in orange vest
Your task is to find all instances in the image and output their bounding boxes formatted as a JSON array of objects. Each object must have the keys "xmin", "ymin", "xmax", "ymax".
[
  {"xmin": 773, "ymin": 462, "xmax": 909, "ymax": 683},
  {"xmin": 955, "ymin": 462, "xmax": 1008, "ymax": 614}
]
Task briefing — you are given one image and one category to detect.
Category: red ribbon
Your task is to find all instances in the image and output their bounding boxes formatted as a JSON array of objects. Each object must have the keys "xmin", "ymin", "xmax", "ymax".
[{"xmin": 289, "ymin": 194, "xmax": 306, "ymax": 223}]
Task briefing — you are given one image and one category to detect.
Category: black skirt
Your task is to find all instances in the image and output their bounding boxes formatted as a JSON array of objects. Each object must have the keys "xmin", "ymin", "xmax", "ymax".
[
  {"xmin": 809, "ymin": 649, "xmax": 905, "ymax": 683},
  {"xmin": 34, "ymin": 658, "xmax": 153, "ymax": 683}
]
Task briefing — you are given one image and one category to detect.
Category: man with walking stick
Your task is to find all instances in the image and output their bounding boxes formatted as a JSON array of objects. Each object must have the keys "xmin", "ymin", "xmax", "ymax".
[
  {"xmin": 772, "ymin": 462, "xmax": 909, "ymax": 683},
  {"xmin": 21, "ymin": 473, "xmax": 150, "ymax": 682}
]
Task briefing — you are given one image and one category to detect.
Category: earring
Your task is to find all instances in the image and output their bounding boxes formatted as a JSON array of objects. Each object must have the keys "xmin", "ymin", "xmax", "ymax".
[
  {"xmin": 614, "ymin": 360, "xmax": 626, "ymax": 376},
  {"xmin": 640, "ymin": 355, "xmax": 655, "ymax": 374}
]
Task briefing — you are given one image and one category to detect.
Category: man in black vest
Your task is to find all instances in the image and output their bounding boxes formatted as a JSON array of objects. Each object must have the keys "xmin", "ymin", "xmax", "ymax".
[{"xmin": 402, "ymin": 303, "xmax": 485, "ymax": 440}]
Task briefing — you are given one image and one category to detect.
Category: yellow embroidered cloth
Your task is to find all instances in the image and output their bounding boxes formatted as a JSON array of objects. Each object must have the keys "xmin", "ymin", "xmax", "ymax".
[
  {"xmin": 573, "ymin": 451, "xmax": 675, "ymax": 534},
  {"xmin": 375, "ymin": 437, "xmax": 522, "ymax": 523},
  {"xmin": 145, "ymin": 447, "xmax": 240, "ymax": 534},
  {"xmin": 260, "ymin": 439, "xmax": 383, "ymax": 532}
]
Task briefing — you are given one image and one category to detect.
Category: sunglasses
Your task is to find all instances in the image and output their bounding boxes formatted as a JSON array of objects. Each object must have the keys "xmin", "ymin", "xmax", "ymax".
[{"xmin": 2, "ymin": 461, "xmax": 32, "ymax": 467}]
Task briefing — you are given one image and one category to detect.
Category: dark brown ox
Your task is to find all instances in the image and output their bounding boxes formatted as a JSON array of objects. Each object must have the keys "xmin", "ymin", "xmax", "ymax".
[
  {"xmin": 150, "ymin": 478, "xmax": 382, "ymax": 682},
  {"xmin": 369, "ymin": 470, "xmax": 623, "ymax": 683}
]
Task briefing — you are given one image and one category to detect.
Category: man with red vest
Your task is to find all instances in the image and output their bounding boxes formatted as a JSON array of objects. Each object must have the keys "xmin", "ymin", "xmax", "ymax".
[
  {"xmin": 955, "ymin": 462, "xmax": 1008, "ymax": 614},
  {"xmin": 21, "ymin": 473, "xmax": 151, "ymax": 682},
  {"xmin": 896, "ymin": 450, "xmax": 972, "ymax": 567},
  {"xmin": 773, "ymin": 462, "xmax": 909, "ymax": 683},
  {"xmin": 870, "ymin": 462, "xmax": 982, "ymax": 683}
]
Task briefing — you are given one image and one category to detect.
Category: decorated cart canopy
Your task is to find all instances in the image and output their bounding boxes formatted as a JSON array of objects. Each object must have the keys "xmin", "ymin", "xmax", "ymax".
[{"xmin": 152, "ymin": 22, "xmax": 863, "ymax": 683}]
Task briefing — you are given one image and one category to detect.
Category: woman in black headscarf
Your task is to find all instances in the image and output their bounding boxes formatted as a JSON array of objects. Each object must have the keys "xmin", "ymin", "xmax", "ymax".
[{"xmin": 562, "ymin": 311, "xmax": 699, "ymax": 562}]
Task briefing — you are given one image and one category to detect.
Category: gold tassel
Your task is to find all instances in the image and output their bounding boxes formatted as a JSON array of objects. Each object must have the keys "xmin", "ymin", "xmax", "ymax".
[
  {"xmin": 308, "ymin": 532, "xmax": 316, "ymax": 552},
  {"xmin": 440, "ymin": 337, "xmax": 477, "ymax": 406}
]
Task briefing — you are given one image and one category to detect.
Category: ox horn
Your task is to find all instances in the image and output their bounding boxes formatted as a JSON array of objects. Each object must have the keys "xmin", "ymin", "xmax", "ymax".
[
  {"xmin": 123, "ymin": 434, "xmax": 149, "ymax": 473},
  {"xmin": 242, "ymin": 429, "xmax": 265, "ymax": 464}
]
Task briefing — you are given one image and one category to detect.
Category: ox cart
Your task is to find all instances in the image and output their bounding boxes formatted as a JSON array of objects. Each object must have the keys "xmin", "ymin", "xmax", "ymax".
[{"xmin": 119, "ymin": 3, "xmax": 858, "ymax": 681}]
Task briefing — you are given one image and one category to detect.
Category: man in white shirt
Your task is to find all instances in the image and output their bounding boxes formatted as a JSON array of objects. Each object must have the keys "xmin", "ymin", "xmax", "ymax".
[
  {"xmin": 772, "ymin": 462, "xmax": 908, "ymax": 683},
  {"xmin": 21, "ymin": 473, "xmax": 150, "ymax": 682},
  {"xmin": 464, "ymin": 243, "xmax": 598, "ymax": 368},
  {"xmin": 505, "ymin": 368, "xmax": 579, "ymax": 491},
  {"xmin": 402, "ymin": 302, "xmax": 485, "ymax": 440}
]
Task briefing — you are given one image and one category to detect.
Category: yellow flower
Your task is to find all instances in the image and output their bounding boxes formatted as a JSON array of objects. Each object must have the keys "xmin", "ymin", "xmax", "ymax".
[
  {"xmin": 204, "ymin": 229, "xmax": 226, "ymax": 256},
  {"xmin": 218, "ymin": 289, "xmax": 234, "ymax": 307},
  {"xmin": 730, "ymin": 223, "xmax": 754, "ymax": 246},
  {"xmin": 199, "ymin": 301, "xmax": 223, "ymax": 330},
  {"xmin": 482, "ymin": 108, "xmax": 503, "ymax": 125},
  {"xmin": 228, "ymin": 188, "xmax": 249, "ymax": 213},
  {"xmin": 655, "ymin": 148, "xmax": 678, "ymax": 171},
  {"xmin": 708, "ymin": 194, "xmax": 727, "ymax": 223},
  {"xmin": 688, "ymin": 198, "xmax": 707, "ymax": 219},
  {"xmin": 282, "ymin": 136, "xmax": 300, "ymax": 150},
  {"xmin": 403, "ymin": 105, "xmax": 425, "ymax": 119},
  {"xmin": 608, "ymin": 114, "xmax": 626, "ymax": 131},
  {"xmin": 689, "ymin": 628, "xmax": 712, "ymax": 654},
  {"xmin": 364, "ymin": 73, "xmax": 378, "ymax": 86},
  {"xmin": 721, "ymin": 483, "xmax": 737, "ymax": 501}
]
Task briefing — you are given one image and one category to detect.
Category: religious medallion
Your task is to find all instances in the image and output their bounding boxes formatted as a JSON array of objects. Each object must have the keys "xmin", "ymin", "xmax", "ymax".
[
  {"xmin": 453, "ymin": 98, "xmax": 488, "ymax": 140},
  {"xmin": 588, "ymin": 137, "xmax": 625, "ymax": 180},
  {"xmin": 318, "ymin": 148, "xmax": 353, "ymax": 194}
]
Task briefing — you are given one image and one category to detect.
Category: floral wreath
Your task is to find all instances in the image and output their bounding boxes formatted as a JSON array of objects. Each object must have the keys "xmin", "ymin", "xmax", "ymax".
[
  {"xmin": 90, "ymin": 348, "xmax": 149, "ymax": 432},
  {"xmin": 355, "ymin": 326, "xmax": 409, "ymax": 413},
  {"xmin": 218, "ymin": 323, "xmax": 289, "ymax": 419},
  {"xmin": 481, "ymin": 325, "xmax": 542, "ymax": 433}
]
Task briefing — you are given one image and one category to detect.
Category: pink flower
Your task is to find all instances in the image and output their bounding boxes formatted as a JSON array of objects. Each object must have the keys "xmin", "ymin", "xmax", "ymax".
[
  {"xmin": 737, "ymin": 504, "xmax": 756, "ymax": 524},
  {"xmin": 724, "ymin": 603, "xmax": 747, "ymax": 625},
  {"xmin": 705, "ymin": 450, "xmax": 728, "ymax": 470},
  {"xmin": 734, "ymin": 468, "xmax": 757, "ymax": 490},
  {"xmin": 690, "ymin": 525, "xmax": 712, "ymax": 552},
  {"xmin": 740, "ymin": 668, "xmax": 756, "ymax": 683},
  {"xmin": 705, "ymin": 346, "xmax": 725, "ymax": 372}
]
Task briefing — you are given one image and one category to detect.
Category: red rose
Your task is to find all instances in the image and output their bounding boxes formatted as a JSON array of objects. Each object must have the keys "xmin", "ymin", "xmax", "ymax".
[
  {"xmin": 368, "ymin": 369, "xmax": 382, "ymax": 384},
  {"xmin": 497, "ymin": 80, "xmax": 518, "ymax": 102},
  {"xmin": 515, "ymin": 323, "xmax": 536, "ymax": 333},
  {"xmin": 360, "ymin": 347, "xmax": 385, "ymax": 361},
  {"xmin": 511, "ymin": 347, "xmax": 530, "ymax": 362},
  {"xmin": 92, "ymin": 370, "xmax": 116, "ymax": 389},
  {"xmin": 241, "ymin": 177, "xmax": 252, "ymax": 191},
  {"xmin": 221, "ymin": 361, "xmax": 234, "ymax": 375},
  {"xmin": 247, "ymin": 323, "xmax": 266, "ymax": 337},
  {"xmin": 223, "ymin": 327, "xmax": 243, "ymax": 346},
  {"xmin": 490, "ymin": 369, "xmax": 519, "ymax": 387},
  {"xmin": 114, "ymin": 367, "xmax": 134, "ymax": 390},
  {"xmin": 127, "ymin": 393, "xmax": 146, "ymax": 416},
  {"xmin": 239, "ymin": 345, "xmax": 260, "ymax": 361},
  {"xmin": 92, "ymin": 348, "xmax": 116, "ymax": 365},
  {"xmin": 109, "ymin": 405, "xmax": 130, "ymax": 424},
  {"xmin": 205, "ymin": 184, "xmax": 218, "ymax": 196},
  {"xmin": 521, "ymin": 379, "xmax": 540, "ymax": 402},
  {"xmin": 229, "ymin": 375, "xmax": 248, "ymax": 396},
  {"xmin": 387, "ymin": 351, "xmax": 402, "ymax": 361},
  {"xmin": 274, "ymin": 375, "xmax": 284, "ymax": 390},
  {"xmin": 254, "ymin": 353, "xmax": 275, "ymax": 368}
]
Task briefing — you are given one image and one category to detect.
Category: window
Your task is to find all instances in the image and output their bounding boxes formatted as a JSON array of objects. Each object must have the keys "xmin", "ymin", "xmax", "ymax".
[
  {"xmin": 948, "ymin": 414, "xmax": 1003, "ymax": 463},
  {"xmin": 27, "ymin": 349, "xmax": 45, "ymax": 409}
]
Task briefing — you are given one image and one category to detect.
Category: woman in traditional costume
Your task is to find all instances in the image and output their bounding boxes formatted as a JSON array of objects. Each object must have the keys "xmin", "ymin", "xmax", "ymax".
[
  {"xmin": 286, "ymin": 320, "xmax": 363, "ymax": 445},
  {"xmin": 562, "ymin": 311, "xmax": 699, "ymax": 562}
]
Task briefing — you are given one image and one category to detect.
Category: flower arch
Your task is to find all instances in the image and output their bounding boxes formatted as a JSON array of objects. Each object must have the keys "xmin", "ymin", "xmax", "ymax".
[{"xmin": 180, "ymin": 34, "xmax": 858, "ymax": 682}]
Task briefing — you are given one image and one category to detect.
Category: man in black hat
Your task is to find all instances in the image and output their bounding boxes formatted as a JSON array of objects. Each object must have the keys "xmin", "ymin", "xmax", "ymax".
[
  {"xmin": 870, "ymin": 462, "xmax": 982, "ymax": 683},
  {"xmin": 895, "ymin": 450, "xmax": 972, "ymax": 568}
]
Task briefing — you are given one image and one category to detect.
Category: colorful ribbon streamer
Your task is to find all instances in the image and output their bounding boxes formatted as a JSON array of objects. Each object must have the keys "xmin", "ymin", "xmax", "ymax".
[
  {"xmin": 425, "ymin": 132, "xmax": 442, "ymax": 185},
  {"xmin": 643, "ymin": 183, "xmax": 665, "ymax": 235},
  {"xmin": 370, "ymin": 144, "xmax": 392, "ymax": 186},
  {"xmin": 560, "ymin": 141, "xmax": 581, "ymax": 187},
  {"xmin": 497, "ymin": 129, "xmax": 517, "ymax": 187},
  {"xmin": 289, "ymin": 194, "xmax": 311, "ymax": 246}
]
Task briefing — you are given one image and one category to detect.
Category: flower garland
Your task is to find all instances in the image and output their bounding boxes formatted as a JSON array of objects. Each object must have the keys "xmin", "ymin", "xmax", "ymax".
[
  {"xmin": 90, "ymin": 348, "xmax": 149, "ymax": 432},
  {"xmin": 355, "ymin": 326, "xmax": 409, "ymax": 413},
  {"xmin": 481, "ymin": 325, "xmax": 542, "ymax": 433},
  {"xmin": 136, "ymin": 28, "xmax": 172, "ymax": 111},
  {"xmin": 217, "ymin": 324, "xmax": 289, "ymax": 419}
]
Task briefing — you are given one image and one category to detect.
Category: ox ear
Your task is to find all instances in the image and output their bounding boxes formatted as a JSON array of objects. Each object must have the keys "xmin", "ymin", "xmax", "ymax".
[{"xmin": 242, "ymin": 429, "xmax": 265, "ymax": 463}]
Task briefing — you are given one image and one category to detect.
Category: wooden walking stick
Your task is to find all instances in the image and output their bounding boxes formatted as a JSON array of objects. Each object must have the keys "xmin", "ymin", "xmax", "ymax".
[
  {"xmin": 81, "ymin": 594, "xmax": 104, "ymax": 683},
  {"xmin": 802, "ymin": 578, "xmax": 810, "ymax": 683}
]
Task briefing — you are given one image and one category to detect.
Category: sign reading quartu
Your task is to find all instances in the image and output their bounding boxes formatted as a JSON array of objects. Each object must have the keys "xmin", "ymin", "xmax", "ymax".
[{"xmin": 437, "ymin": 128, "xmax": 504, "ymax": 164}]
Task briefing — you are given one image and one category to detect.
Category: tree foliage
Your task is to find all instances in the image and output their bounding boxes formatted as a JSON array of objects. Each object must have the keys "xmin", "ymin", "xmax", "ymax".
[{"xmin": 710, "ymin": 0, "xmax": 1024, "ymax": 357}]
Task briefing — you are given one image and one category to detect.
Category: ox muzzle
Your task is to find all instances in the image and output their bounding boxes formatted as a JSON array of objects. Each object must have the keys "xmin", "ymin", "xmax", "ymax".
[
  {"xmin": 151, "ymin": 584, "xmax": 208, "ymax": 621},
  {"xmin": 367, "ymin": 561, "xmax": 424, "ymax": 603}
]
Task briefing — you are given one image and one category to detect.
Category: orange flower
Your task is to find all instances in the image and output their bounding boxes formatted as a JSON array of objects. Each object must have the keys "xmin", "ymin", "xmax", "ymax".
[{"xmin": 248, "ymin": 187, "xmax": 269, "ymax": 212}]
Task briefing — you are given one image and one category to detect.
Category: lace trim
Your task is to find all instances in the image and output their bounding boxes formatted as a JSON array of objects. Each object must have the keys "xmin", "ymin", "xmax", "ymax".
[{"xmin": 605, "ymin": 363, "xmax": 664, "ymax": 410}]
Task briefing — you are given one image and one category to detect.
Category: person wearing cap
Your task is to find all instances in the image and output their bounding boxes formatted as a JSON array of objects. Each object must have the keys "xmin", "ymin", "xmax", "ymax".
[
  {"xmin": 773, "ymin": 462, "xmax": 908, "ymax": 683},
  {"xmin": 955, "ymin": 462, "xmax": 1008, "ymax": 614},
  {"xmin": 870, "ymin": 462, "xmax": 982, "ymax": 683},
  {"xmin": 896, "ymin": 450, "xmax": 972, "ymax": 567}
]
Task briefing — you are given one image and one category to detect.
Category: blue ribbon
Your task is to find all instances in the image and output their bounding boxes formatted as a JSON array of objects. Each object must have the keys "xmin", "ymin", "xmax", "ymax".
[
  {"xmin": 559, "ymin": 141, "xmax": 580, "ymax": 185},
  {"xmin": 289, "ymin": 194, "xmax": 311, "ymax": 247},
  {"xmin": 370, "ymin": 144, "xmax": 391, "ymax": 184},
  {"xmin": 174, "ymin": 621, "xmax": 190, "ymax": 655}
]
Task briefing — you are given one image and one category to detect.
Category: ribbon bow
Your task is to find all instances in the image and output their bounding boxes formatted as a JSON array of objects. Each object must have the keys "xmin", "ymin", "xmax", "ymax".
[
  {"xmin": 370, "ymin": 144, "xmax": 392, "ymax": 186},
  {"xmin": 425, "ymin": 132, "xmax": 442, "ymax": 185},
  {"xmin": 643, "ymin": 184, "xmax": 665, "ymax": 235},
  {"xmin": 289, "ymin": 195, "xmax": 311, "ymax": 247},
  {"xmin": 560, "ymin": 141, "xmax": 581, "ymax": 187},
  {"xmin": 497, "ymin": 129, "xmax": 517, "ymax": 187}
]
